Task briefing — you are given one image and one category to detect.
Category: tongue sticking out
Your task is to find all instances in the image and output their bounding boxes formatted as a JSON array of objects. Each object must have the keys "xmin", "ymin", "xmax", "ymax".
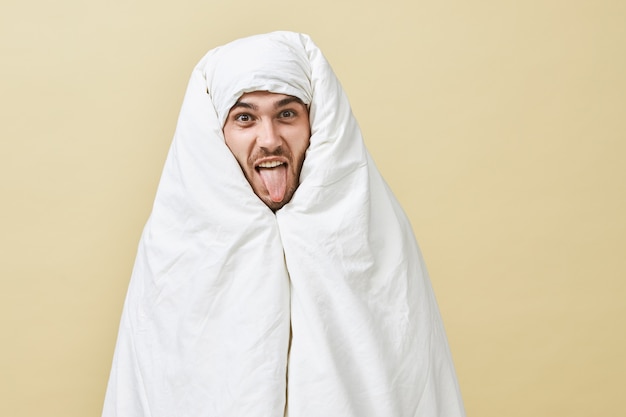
[{"xmin": 258, "ymin": 165, "xmax": 288, "ymax": 203}]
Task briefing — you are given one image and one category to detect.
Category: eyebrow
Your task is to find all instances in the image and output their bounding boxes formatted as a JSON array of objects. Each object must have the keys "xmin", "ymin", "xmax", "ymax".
[
  {"xmin": 274, "ymin": 96, "xmax": 305, "ymax": 109},
  {"xmin": 230, "ymin": 101, "xmax": 258, "ymax": 111},
  {"xmin": 231, "ymin": 96, "xmax": 306, "ymax": 111}
]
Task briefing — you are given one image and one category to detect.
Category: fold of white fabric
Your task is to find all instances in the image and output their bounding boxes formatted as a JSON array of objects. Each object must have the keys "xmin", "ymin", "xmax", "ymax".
[{"xmin": 103, "ymin": 31, "xmax": 465, "ymax": 417}]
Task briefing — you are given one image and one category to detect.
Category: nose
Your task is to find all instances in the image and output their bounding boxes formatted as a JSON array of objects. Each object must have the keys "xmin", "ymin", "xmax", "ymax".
[{"xmin": 256, "ymin": 120, "xmax": 282, "ymax": 151}]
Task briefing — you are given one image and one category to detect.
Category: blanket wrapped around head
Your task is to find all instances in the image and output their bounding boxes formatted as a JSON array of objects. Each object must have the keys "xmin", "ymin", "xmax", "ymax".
[{"xmin": 102, "ymin": 31, "xmax": 465, "ymax": 417}]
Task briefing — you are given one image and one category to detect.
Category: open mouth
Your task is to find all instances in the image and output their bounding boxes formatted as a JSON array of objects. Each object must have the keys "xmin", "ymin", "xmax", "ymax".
[{"xmin": 255, "ymin": 160, "xmax": 288, "ymax": 203}]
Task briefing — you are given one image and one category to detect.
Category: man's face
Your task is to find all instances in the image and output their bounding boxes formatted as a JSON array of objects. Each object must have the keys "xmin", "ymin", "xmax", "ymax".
[{"xmin": 223, "ymin": 91, "xmax": 311, "ymax": 211}]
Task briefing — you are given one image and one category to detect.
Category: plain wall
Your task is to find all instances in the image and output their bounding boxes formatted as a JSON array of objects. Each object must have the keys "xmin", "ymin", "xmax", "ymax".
[{"xmin": 1, "ymin": 0, "xmax": 624, "ymax": 416}]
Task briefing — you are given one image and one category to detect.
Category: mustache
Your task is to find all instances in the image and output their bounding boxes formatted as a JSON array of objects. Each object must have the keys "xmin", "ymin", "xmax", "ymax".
[{"xmin": 249, "ymin": 146, "xmax": 292, "ymax": 162}]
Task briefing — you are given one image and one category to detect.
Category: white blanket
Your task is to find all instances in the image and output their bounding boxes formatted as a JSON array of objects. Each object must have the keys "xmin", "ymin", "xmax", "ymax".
[{"xmin": 103, "ymin": 31, "xmax": 465, "ymax": 417}]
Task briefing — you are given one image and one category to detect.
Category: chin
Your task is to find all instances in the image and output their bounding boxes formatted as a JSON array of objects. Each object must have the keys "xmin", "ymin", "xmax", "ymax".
[
  {"xmin": 266, "ymin": 201, "xmax": 286, "ymax": 212},
  {"xmin": 260, "ymin": 189, "xmax": 296, "ymax": 212}
]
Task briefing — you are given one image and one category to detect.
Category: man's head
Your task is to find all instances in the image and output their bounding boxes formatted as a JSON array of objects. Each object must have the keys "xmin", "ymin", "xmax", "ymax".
[{"xmin": 223, "ymin": 90, "xmax": 311, "ymax": 211}]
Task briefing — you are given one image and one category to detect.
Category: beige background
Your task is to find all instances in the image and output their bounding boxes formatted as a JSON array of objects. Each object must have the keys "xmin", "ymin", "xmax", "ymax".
[{"xmin": 1, "ymin": 0, "xmax": 624, "ymax": 416}]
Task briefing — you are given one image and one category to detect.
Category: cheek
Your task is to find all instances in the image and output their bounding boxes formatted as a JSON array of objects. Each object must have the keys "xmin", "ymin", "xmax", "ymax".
[
  {"xmin": 224, "ymin": 130, "xmax": 254, "ymax": 158},
  {"xmin": 287, "ymin": 125, "xmax": 311, "ymax": 159},
  {"xmin": 300, "ymin": 138, "xmax": 311, "ymax": 158},
  {"xmin": 299, "ymin": 134, "xmax": 312, "ymax": 160},
  {"xmin": 286, "ymin": 136, "xmax": 309, "ymax": 161}
]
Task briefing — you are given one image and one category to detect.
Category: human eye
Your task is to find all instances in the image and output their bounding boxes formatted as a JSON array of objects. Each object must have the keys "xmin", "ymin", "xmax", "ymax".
[
  {"xmin": 278, "ymin": 109, "xmax": 296, "ymax": 119},
  {"xmin": 234, "ymin": 113, "xmax": 253, "ymax": 123}
]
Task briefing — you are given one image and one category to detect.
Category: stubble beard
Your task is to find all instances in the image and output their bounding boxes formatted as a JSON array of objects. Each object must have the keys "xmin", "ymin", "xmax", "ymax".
[{"xmin": 245, "ymin": 146, "xmax": 303, "ymax": 211}]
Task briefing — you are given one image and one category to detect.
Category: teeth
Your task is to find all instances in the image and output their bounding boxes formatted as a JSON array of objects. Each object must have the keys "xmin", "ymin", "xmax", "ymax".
[{"xmin": 257, "ymin": 161, "xmax": 284, "ymax": 168}]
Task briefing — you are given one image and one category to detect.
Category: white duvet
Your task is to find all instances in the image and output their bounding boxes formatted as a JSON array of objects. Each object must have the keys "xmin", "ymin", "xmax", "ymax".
[{"xmin": 103, "ymin": 31, "xmax": 465, "ymax": 417}]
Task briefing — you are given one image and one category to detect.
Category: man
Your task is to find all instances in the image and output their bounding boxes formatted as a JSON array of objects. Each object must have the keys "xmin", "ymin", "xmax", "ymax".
[
  {"xmin": 222, "ymin": 91, "xmax": 311, "ymax": 211},
  {"xmin": 103, "ymin": 32, "xmax": 465, "ymax": 417}
]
